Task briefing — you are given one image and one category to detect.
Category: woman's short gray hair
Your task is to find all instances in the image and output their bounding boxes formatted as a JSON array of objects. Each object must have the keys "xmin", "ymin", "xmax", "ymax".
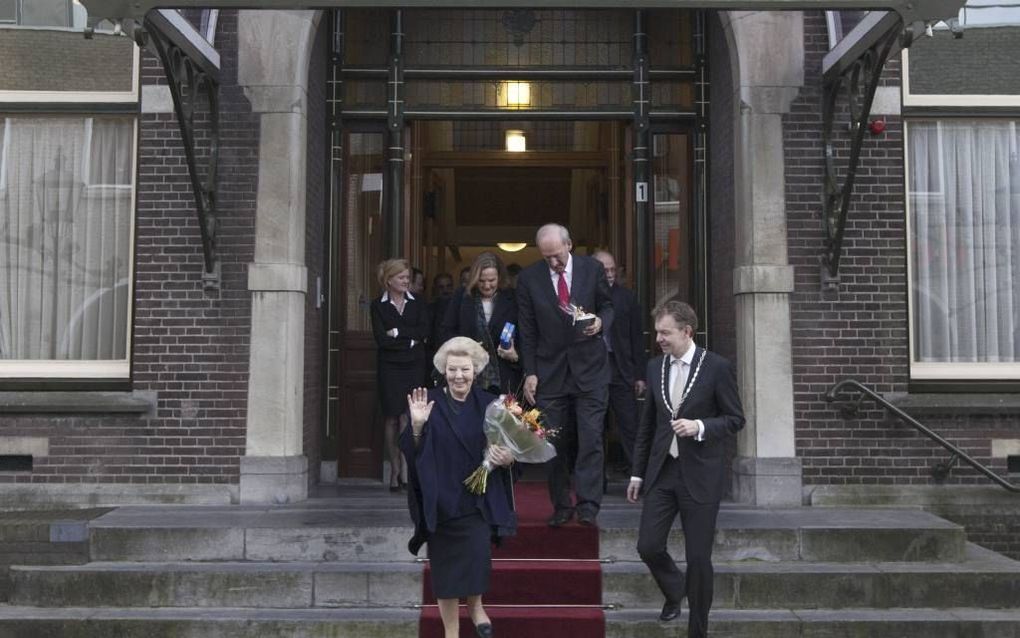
[{"xmin": 433, "ymin": 336, "xmax": 490, "ymax": 374}]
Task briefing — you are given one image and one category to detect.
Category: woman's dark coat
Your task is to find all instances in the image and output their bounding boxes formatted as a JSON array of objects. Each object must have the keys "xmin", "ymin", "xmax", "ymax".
[
  {"xmin": 399, "ymin": 386, "xmax": 517, "ymax": 555},
  {"xmin": 440, "ymin": 287, "xmax": 523, "ymax": 394}
]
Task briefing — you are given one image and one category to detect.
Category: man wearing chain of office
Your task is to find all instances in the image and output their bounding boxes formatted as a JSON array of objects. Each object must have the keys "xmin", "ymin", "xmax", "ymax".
[{"xmin": 626, "ymin": 300, "xmax": 745, "ymax": 637}]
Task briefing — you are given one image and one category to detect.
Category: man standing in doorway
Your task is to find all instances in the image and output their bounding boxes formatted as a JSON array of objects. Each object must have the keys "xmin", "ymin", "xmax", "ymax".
[
  {"xmin": 627, "ymin": 301, "xmax": 744, "ymax": 636},
  {"xmin": 518, "ymin": 224, "xmax": 614, "ymax": 527},
  {"xmin": 592, "ymin": 250, "xmax": 646, "ymax": 474},
  {"xmin": 427, "ymin": 272, "xmax": 456, "ymax": 385},
  {"xmin": 428, "ymin": 272, "xmax": 455, "ymax": 346}
]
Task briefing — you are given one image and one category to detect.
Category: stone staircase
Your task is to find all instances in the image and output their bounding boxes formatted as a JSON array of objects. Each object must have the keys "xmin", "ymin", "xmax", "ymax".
[{"xmin": 1, "ymin": 485, "xmax": 1019, "ymax": 637}]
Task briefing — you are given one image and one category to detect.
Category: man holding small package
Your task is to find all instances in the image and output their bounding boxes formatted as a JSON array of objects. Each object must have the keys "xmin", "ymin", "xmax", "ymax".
[{"xmin": 517, "ymin": 223, "xmax": 614, "ymax": 527}]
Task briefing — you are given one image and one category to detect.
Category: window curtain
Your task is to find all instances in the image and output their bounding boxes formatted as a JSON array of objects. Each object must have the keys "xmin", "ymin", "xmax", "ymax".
[
  {"xmin": 0, "ymin": 116, "xmax": 133, "ymax": 361},
  {"xmin": 908, "ymin": 120, "xmax": 1020, "ymax": 363}
]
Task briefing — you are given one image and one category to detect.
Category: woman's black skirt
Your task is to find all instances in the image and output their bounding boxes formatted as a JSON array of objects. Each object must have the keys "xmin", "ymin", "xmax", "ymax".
[
  {"xmin": 427, "ymin": 512, "xmax": 491, "ymax": 599},
  {"xmin": 377, "ymin": 355, "xmax": 426, "ymax": 418}
]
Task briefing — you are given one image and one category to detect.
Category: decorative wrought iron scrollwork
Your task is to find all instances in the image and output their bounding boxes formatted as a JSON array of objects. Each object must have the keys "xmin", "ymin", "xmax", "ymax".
[
  {"xmin": 820, "ymin": 20, "xmax": 903, "ymax": 291},
  {"xmin": 144, "ymin": 19, "xmax": 221, "ymax": 290}
]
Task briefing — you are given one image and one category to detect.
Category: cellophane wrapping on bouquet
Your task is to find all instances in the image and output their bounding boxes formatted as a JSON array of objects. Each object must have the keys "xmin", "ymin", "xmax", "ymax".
[{"xmin": 462, "ymin": 395, "xmax": 558, "ymax": 494}]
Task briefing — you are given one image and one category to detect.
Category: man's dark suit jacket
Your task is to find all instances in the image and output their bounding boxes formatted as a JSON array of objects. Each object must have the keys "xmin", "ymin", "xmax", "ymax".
[
  {"xmin": 516, "ymin": 254, "xmax": 614, "ymax": 394},
  {"xmin": 631, "ymin": 349, "xmax": 745, "ymax": 503},
  {"xmin": 606, "ymin": 284, "xmax": 647, "ymax": 385},
  {"xmin": 440, "ymin": 286, "xmax": 522, "ymax": 391}
]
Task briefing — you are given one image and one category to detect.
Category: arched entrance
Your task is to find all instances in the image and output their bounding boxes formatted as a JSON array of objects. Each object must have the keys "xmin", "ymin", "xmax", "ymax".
[{"xmin": 235, "ymin": 7, "xmax": 806, "ymax": 506}]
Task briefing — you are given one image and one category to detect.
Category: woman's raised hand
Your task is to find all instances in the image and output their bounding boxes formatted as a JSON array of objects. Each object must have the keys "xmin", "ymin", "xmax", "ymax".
[
  {"xmin": 407, "ymin": 387, "xmax": 434, "ymax": 429},
  {"xmin": 486, "ymin": 444, "xmax": 514, "ymax": 467}
]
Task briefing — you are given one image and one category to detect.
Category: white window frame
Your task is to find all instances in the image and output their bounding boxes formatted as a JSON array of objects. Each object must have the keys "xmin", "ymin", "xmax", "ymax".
[
  {"xmin": 82, "ymin": 117, "xmax": 133, "ymax": 192},
  {"xmin": 905, "ymin": 117, "xmax": 1020, "ymax": 381},
  {"xmin": 905, "ymin": 119, "xmax": 946, "ymax": 200},
  {"xmin": 0, "ymin": 115, "xmax": 138, "ymax": 380}
]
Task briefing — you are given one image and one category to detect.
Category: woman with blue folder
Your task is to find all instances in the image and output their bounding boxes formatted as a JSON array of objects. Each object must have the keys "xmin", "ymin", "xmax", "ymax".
[{"xmin": 440, "ymin": 251, "xmax": 522, "ymax": 395}]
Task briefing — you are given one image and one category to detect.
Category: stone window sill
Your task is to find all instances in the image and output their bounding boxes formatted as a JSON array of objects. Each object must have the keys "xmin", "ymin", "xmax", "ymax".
[{"xmin": 0, "ymin": 391, "xmax": 155, "ymax": 415}]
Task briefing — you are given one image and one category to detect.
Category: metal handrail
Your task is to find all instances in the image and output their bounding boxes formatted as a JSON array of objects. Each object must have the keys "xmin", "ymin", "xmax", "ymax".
[{"xmin": 825, "ymin": 379, "xmax": 1020, "ymax": 494}]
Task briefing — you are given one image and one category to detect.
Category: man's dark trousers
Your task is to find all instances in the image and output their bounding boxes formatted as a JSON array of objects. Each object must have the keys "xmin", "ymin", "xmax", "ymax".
[
  {"xmin": 607, "ymin": 352, "xmax": 639, "ymax": 470},
  {"xmin": 540, "ymin": 378, "xmax": 607, "ymax": 518},
  {"xmin": 637, "ymin": 454, "xmax": 718, "ymax": 637}
]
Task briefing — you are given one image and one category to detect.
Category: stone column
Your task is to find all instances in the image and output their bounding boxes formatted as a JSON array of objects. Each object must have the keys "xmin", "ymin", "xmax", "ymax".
[
  {"xmin": 722, "ymin": 11, "xmax": 804, "ymax": 506},
  {"xmin": 237, "ymin": 10, "xmax": 321, "ymax": 504}
]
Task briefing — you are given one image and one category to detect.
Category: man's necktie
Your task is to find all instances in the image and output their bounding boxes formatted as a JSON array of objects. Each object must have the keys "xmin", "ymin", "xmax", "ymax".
[
  {"xmin": 557, "ymin": 272, "xmax": 570, "ymax": 306},
  {"xmin": 669, "ymin": 359, "xmax": 686, "ymax": 458}
]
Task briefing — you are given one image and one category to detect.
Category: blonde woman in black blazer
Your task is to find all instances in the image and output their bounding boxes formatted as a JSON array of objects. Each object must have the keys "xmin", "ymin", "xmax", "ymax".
[{"xmin": 371, "ymin": 258, "xmax": 430, "ymax": 491}]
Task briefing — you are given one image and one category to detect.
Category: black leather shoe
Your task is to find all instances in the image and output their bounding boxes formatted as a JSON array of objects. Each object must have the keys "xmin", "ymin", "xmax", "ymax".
[
  {"xmin": 577, "ymin": 511, "xmax": 598, "ymax": 527},
  {"xmin": 658, "ymin": 601, "xmax": 682, "ymax": 622},
  {"xmin": 474, "ymin": 621, "xmax": 493, "ymax": 638},
  {"xmin": 547, "ymin": 509, "xmax": 574, "ymax": 527}
]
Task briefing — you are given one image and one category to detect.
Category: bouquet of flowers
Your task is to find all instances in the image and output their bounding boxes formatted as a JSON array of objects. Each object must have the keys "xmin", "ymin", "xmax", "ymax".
[{"xmin": 463, "ymin": 395, "xmax": 558, "ymax": 495}]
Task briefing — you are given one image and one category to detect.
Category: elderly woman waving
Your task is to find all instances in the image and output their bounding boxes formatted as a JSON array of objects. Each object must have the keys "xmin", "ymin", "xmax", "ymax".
[{"xmin": 399, "ymin": 336, "xmax": 516, "ymax": 638}]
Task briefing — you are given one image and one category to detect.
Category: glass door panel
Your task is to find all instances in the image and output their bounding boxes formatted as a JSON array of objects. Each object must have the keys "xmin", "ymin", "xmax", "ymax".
[
  {"xmin": 651, "ymin": 132, "xmax": 694, "ymax": 309},
  {"xmin": 343, "ymin": 132, "xmax": 385, "ymax": 331}
]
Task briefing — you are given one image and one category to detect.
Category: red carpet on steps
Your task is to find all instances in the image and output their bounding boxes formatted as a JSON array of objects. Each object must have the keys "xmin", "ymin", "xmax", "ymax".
[{"xmin": 418, "ymin": 481, "xmax": 605, "ymax": 638}]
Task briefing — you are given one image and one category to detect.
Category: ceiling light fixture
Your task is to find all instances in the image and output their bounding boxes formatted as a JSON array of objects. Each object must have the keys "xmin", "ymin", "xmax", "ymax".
[{"xmin": 496, "ymin": 242, "xmax": 528, "ymax": 253}]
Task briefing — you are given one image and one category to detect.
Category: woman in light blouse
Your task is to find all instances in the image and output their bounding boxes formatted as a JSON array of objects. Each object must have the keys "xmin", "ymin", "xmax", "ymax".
[{"xmin": 370, "ymin": 258, "xmax": 430, "ymax": 491}]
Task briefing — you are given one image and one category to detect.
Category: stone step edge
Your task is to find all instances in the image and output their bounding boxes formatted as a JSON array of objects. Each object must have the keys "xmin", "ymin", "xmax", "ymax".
[
  {"xmin": 607, "ymin": 608, "xmax": 1020, "ymax": 622},
  {"xmin": 0, "ymin": 605, "xmax": 1018, "ymax": 622},
  {"xmin": 12, "ymin": 554, "xmax": 1017, "ymax": 575},
  {"xmin": 85, "ymin": 520, "xmax": 964, "ymax": 532}
]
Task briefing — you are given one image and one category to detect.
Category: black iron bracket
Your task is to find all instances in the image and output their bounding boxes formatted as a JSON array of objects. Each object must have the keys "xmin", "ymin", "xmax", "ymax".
[
  {"xmin": 147, "ymin": 19, "xmax": 221, "ymax": 290},
  {"xmin": 120, "ymin": 14, "xmax": 222, "ymax": 290},
  {"xmin": 932, "ymin": 451, "xmax": 960, "ymax": 483},
  {"xmin": 819, "ymin": 18, "xmax": 904, "ymax": 292}
]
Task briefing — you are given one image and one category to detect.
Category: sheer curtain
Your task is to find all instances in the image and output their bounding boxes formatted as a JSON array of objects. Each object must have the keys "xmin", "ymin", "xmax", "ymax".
[
  {"xmin": 908, "ymin": 120, "xmax": 1020, "ymax": 364},
  {"xmin": 0, "ymin": 116, "xmax": 133, "ymax": 362}
]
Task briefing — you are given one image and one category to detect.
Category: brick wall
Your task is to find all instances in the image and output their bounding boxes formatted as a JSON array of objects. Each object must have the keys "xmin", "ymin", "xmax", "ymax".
[
  {"xmin": 908, "ymin": 26, "xmax": 1020, "ymax": 95},
  {"xmin": 131, "ymin": 10, "xmax": 256, "ymax": 487},
  {"xmin": 785, "ymin": 12, "xmax": 1020, "ymax": 488},
  {"xmin": 0, "ymin": 30, "xmax": 133, "ymax": 92},
  {"xmin": 0, "ymin": 10, "xmax": 258, "ymax": 489},
  {"xmin": 303, "ymin": 17, "xmax": 329, "ymax": 488}
]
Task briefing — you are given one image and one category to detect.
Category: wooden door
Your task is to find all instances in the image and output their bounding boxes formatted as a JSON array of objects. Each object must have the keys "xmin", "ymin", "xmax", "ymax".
[{"xmin": 334, "ymin": 130, "xmax": 387, "ymax": 478}]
